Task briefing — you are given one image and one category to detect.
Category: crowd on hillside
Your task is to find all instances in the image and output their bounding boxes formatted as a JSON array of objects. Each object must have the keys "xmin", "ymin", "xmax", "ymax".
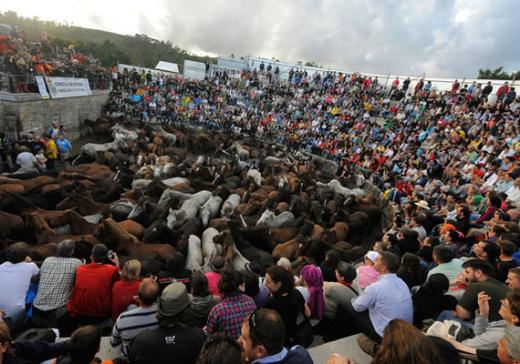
[
  {"xmin": 1, "ymin": 65, "xmax": 520, "ymax": 364},
  {"xmin": 0, "ymin": 23, "xmax": 111, "ymax": 92}
]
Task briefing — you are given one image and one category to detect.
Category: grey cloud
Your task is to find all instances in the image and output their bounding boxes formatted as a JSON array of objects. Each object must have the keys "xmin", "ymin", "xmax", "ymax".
[{"xmin": 149, "ymin": 0, "xmax": 519, "ymax": 78}]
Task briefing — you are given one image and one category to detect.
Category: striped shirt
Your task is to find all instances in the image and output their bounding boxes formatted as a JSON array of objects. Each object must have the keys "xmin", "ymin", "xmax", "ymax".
[{"xmin": 110, "ymin": 304, "xmax": 159, "ymax": 358}]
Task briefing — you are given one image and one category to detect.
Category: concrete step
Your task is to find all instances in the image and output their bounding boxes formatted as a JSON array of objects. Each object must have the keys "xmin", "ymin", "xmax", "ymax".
[{"xmin": 308, "ymin": 334, "xmax": 373, "ymax": 364}]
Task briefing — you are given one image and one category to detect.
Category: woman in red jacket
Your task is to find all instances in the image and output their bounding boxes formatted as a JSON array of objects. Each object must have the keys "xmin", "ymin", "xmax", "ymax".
[{"xmin": 111, "ymin": 259, "xmax": 142, "ymax": 320}]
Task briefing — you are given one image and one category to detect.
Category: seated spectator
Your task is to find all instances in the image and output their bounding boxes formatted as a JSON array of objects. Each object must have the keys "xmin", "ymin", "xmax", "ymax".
[
  {"xmin": 428, "ymin": 245, "xmax": 464, "ymax": 292},
  {"xmin": 397, "ymin": 253, "xmax": 425, "ymax": 289},
  {"xmin": 110, "ymin": 277, "xmax": 160, "ymax": 360},
  {"xmin": 34, "ymin": 146, "xmax": 47, "ymax": 171},
  {"xmin": 357, "ymin": 251, "xmax": 380, "ymax": 290},
  {"xmin": 397, "ymin": 227, "xmax": 420, "ymax": 255},
  {"xmin": 319, "ymin": 249, "xmax": 342, "ymax": 282},
  {"xmin": 452, "ymin": 290, "xmax": 520, "ymax": 351},
  {"xmin": 238, "ymin": 308, "xmax": 313, "ymax": 364},
  {"xmin": 206, "ymin": 270, "xmax": 256, "ymax": 338},
  {"xmin": 195, "ymin": 334, "xmax": 243, "ymax": 364},
  {"xmin": 413, "ymin": 273, "xmax": 457, "ymax": 326},
  {"xmin": 327, "ymin": 319, "xmax": 460, "ymax": 364},
  {"xmin": 128, "ymin": 282, "xmax": 205, "ymax": 364},
  {"xmin": 0, "ymin": 242, "xmax": 39, "ymax": 332},
  {"xmin": 181, "ymin": 271, "xmax": 219, "ymax": 328},
  {"xmin": 264, "ymin": 265, "xmax": 309, "ymax": 346},
  {"xmin": 508, "ymin": 268, "xmax": 520, "ymax": 290},
  {"xmin": 497, "ymin": 240, "xmax": 519, "ymax": 282},
  {"xmin": 205, "ymin": 256, "xmax": 225, "ymax": 297},
  {"xmin": 242, "ymin": 267, "xmax": 269, "ymax": 308},
  {"xmin": 451, "ymin": 259, "xmax": 510, "ymax": 323},
  {"xmin": 32, "ymin": 240, "xmax": 82, "ymax": 327},
  {"xmin": 446, "ymin": 325, "xmax": 520, "ymax": 364},
  {"xmin": 65, "ymin": 244, "xmax": 119, "ymax": 334},
  {"xmin": 336, "ymin": 252, "xmax": 413, "ymax": 343},
  {"xmin": 157, "ymin": 252, "xmax": 192, "ymax": 292},
  {"xmin": 0, "ymin": 320, "xmax": 68, "ymax": 364},
  {"xmin": 319, "ymin": 262, "xmax": 358, "ymax": 342},
  {"xmin": 111, "ymin": 259, "xmax": 142, "ymax": 321},
  {"xmin": 474, "ymin": 240, "xmax": 501, "ymax": 273},
  {"xmin": 55, "ymin": 325, "xmax": 102, "ymax": 364},
  {"xmin": 297, "ymin": 264, "xmax": 325, "ymax": 325}
]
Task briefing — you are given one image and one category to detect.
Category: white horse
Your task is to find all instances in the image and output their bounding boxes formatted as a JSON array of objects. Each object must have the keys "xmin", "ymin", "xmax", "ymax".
[
  {"xmin": 161, "ymin": 177, "xmax": 190, "ymax": 189},
  {"xmin": 256, "ymin": 210, "xmax": 295, "ymax": 228},
  {"xmin": 200, "ymin": 196, "xmax": 223, "ymax": 226},
  {"xmin": 201, "ymin": 227, "xmax": 220, "ymax": 265},
  {"xmin": 230, "ymin": 141, "xmax": 250, "ymax": 160},
  {"xmin": 220, "ymin": 194, "xmax": 241, "ymax": 218},
  {"xmin": 247, "ymin": 169, "xmax": 262, "ymax": 187},
  {"xmin": 185, "ymin": 234, "xmax": 203, "ymax": 271},
  {"xmin": 167, "ymin": 190, "xmax": 212, "ymax": 228},
  {"xmin": 317, "ymin": 179, "xmax": 366, "ymax": 198}
]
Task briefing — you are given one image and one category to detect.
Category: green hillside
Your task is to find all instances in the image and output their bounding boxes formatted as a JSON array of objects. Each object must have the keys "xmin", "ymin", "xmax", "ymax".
[{"xmin": 0, "ymin": 10, "xmax": 215, "ymax": 70}]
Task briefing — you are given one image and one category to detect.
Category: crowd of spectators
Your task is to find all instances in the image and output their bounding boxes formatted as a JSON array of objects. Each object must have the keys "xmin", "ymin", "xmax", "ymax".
[
  {"xmin": 0, "ymin": 23, "xmax": 111, "ymax": 93},
  {"xmin": 0, "ymin": 121, "xmax": 72, "ymax": 174},
  {"xmin": 1, "ymin": 59, "xmax": 520, "ymax": 363}
]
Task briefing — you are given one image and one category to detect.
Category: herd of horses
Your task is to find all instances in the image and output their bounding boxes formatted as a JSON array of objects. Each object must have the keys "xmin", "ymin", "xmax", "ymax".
[{"xmin": 0, "ymin": 117, "xmax": 388, "ymax": 275}]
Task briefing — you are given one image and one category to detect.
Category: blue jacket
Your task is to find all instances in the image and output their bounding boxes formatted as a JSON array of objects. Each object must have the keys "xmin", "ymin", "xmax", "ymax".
[{"xmin": 253, "ymin": 346, "xmax": 313, "ymax": 364}]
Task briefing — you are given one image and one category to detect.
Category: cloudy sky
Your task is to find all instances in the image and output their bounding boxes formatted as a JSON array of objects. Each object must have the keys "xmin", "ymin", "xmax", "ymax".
[{"xmin": 2, "ymin": 0, "xmax": 519, "ymax": 78}]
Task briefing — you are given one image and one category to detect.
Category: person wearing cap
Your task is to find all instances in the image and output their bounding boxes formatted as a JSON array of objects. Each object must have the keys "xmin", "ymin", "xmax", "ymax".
[
  {"xmin": 205, "ymin": 256, "xmax": 225, "ymax": 297},
  {"xmin": 65, "ymin": 244, "xmax": 119, "ymax": 333},
  {"xmin": 357, "ymin": 251, "xmax": 381, "ymax": 291},
  {"xmin": 128, "ymin": 282, "xmax": 206, "ymax": 364}
]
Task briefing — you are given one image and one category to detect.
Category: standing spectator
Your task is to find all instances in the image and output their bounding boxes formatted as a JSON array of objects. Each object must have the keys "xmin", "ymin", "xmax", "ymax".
[
  {"xmin": 497, "ymin": 82, "xmax": 510, "ymax": 100},
  {"xmin": 482, "ymin": 81, "xmax": 493, "ymax": 98},
  {"xmin": 32, "ymin": 240, "xmax": 82, "ymax": 327},
  {"xmin": 47, "ymin": 121, "xmax": 60, "ymax": 139},
  {"xmin": 55, "ymin": 134, "xmax": 72, "ymax": 166},
  {"xmin": 111, "ymin": 259, "xmax": 142, "ymax": 321},
  {"xmin": 14, "ymin": 145, "xmax": 40, "ymax": 173},
  {"xmin": 238, "ymin": 309, "xmax": 313, "ymax": 364},
  {"xmin": 42, "ymin": 134, "xmax": 57, "ymax": 170},
  {"xmin": 110, "ymin": 278, "xmax": 160, "ymax": 361},
  {"xmin": 65, "ymin": 244, "xmax": 119, "ymax": 333},
  {"xmin": 206, "ymin": 270, "xmax": 256, "ymax": 338},
  {"xmin": 0, "ymin": 242, "xmax": 39, "ymax": 332},
  {"xmin": 128, "ymin": 282, "xmax": 206, "ymax": 364}
]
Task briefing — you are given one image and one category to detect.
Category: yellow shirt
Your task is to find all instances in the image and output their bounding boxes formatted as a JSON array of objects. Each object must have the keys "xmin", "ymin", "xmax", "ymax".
[{"xmin": 46, "ymin": 139, "xmax": 58, "ymax": 159}]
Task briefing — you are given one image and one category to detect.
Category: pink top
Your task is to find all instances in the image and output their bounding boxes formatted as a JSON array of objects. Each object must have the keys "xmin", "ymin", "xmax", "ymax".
[
  {"xmin": 357, "ymin": 265, "xmax": 380, "ymax": 289},
  {"xmin": 205, "ymin": 272, "xmax": 223, "ymax": 297}
]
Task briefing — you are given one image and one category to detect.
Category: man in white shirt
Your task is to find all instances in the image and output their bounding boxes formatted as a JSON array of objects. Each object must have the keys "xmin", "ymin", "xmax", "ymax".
[
  {"xmin": 0, "ymin": 242, "xmax": 39, "ymax": 331},
  {"xmin": 14, "ymin": 146, "xmax": 40, "ymax": 173}
]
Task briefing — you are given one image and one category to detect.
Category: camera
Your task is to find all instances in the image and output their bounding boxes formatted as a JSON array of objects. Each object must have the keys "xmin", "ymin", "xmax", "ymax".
[{"xmin": 108, "ymin": 250, "xmax": 115, "ymax": 260}]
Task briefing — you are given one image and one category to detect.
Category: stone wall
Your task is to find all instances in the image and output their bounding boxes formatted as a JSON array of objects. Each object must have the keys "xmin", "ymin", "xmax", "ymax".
[{"xmin": 0, "ymin": 90, "xmax": 111, "ymax": 140}]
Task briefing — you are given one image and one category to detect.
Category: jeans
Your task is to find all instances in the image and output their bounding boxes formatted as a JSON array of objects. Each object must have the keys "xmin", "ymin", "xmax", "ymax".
[{"xmin": 437, "ymin": 310, "xmax": 475, "ymax": 329}]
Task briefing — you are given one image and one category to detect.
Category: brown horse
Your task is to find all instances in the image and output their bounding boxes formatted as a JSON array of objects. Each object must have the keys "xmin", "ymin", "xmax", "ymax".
[
  {"xmin": 97, "ymin": 219, "xmax": 174, "ymax": 262},
  {"xmin": 0, "ymin": 210, "xmax": 24, "ymax": 237},
  {"xmin": 27, "ymin": 214, "xmax": 99, "ymax": 245},
  {"xmin": 272, "ymin": 235, "xmax": 305, "ymax": 260},
  {"xmin": 56, "ymin": 193, "xmax": 107, "ymax": 216}
]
